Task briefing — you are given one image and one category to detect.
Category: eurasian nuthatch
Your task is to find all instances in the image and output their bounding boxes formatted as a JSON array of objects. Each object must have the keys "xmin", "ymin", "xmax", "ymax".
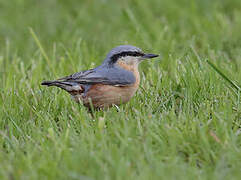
[{"xmin": 41, "ymin": 45, "xmax": 159, "ymax": 109}]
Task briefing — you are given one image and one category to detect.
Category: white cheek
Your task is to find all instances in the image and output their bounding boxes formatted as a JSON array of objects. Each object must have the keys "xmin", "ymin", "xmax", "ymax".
[{"xmin": 122, "ymin": 56, "xmax": 140, "ymax": 65}]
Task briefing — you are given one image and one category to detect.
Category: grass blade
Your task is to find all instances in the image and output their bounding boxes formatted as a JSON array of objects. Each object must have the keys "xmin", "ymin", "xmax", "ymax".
[
  {"xmin": 29, "ymin": 27, "xmax": 56, "ymax": 77},
  {"xmin": 206, "ymin": 59, "xmax": 241, "ymax": 92}
]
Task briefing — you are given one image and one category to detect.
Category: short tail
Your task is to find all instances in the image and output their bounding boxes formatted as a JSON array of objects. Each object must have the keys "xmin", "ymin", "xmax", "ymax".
[
  {"xmin": 41, "ymin": 80, "xmax": 70, "ymax": 86},
  {"xmin": 41, "ymin": 80, "xmax": 84, "ymax": 93}
]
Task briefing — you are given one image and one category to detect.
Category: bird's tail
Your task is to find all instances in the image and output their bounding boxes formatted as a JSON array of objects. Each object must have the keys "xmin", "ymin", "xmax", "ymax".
[
  {"xmin": 41, "ymin": 80, "xmax": 71, "ymax": 87},
  {"xmin": 41, "ymin": 80, "xmax": 83, "ymax": 93}
]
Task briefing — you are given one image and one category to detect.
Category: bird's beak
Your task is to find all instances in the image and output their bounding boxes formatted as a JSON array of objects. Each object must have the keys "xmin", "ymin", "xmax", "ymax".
[{"xmin": 141, "ymin": 53, "xmax": 159, "ymax": 59}]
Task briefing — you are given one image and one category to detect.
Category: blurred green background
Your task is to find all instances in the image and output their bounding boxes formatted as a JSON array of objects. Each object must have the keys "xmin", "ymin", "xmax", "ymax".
[
  {"xmin": 1, "ymin": 0, "xmax": 240, "ymax": 58},
  {"xmin": 0, "ymin": 0, "xmax": 241, "ymax": 179}
]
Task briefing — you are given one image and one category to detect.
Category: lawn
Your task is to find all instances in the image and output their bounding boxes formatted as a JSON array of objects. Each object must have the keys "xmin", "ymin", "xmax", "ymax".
[{"xmin": 0, "ymin": 0, "xmax": 241, "ymax": 179}]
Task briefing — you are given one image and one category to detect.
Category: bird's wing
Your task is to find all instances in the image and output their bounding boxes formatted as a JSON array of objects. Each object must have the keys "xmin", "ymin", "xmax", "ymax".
[{"xmin": 56, "ymin": 66, "xmax": 136, "ymax": 86}]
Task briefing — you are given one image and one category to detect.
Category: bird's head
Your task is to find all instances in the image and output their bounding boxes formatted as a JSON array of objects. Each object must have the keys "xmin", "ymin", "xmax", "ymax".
[{"xmin": 103, "ymin": 45, "xmax": 159, "ymax": 67}]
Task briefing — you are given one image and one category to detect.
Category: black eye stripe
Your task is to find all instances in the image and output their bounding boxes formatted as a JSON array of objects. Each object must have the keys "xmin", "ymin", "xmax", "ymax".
[{"xmin": 110, "ymin": 51, "xmax": 144, "ymax": 63}]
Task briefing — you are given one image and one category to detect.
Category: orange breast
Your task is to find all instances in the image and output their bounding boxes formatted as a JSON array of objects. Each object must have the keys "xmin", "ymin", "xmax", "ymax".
[{"xmin": 117, "ymin": 60, "xmax": 140, "ymax": 87}]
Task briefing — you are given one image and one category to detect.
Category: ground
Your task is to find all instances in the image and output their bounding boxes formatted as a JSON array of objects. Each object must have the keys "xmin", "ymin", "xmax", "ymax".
[{"xmin": 0, "ymin": 0, "xmax": 241, "ymax": 179}]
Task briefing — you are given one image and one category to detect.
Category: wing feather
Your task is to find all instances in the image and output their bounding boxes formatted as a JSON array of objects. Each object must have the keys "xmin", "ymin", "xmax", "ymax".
[{"xmin": 55, "ymin": 66, "xmax": 136, "ymax": 86}]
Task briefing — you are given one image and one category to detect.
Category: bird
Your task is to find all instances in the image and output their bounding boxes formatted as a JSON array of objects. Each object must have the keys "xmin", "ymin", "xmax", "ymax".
[{"xmin": 41, "ymin": 45, "xmax": 159, "ymax": 109}]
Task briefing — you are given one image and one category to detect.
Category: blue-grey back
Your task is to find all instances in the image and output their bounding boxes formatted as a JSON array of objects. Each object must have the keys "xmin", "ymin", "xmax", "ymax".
[{"xmin": 62, "ymin": 64, "xmax": 136, "ymax": 86}]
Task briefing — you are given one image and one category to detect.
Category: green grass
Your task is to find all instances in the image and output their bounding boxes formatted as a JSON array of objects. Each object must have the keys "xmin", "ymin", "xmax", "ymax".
[{"xmin": 0, "ymin": 0, "xmax": 241, "ymax": 179}]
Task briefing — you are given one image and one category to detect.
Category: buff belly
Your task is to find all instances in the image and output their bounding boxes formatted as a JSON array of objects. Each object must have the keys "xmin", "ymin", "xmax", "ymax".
[{"xmin": 72, "ymin": 84, "xmax": 138, "ymax": 108}]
